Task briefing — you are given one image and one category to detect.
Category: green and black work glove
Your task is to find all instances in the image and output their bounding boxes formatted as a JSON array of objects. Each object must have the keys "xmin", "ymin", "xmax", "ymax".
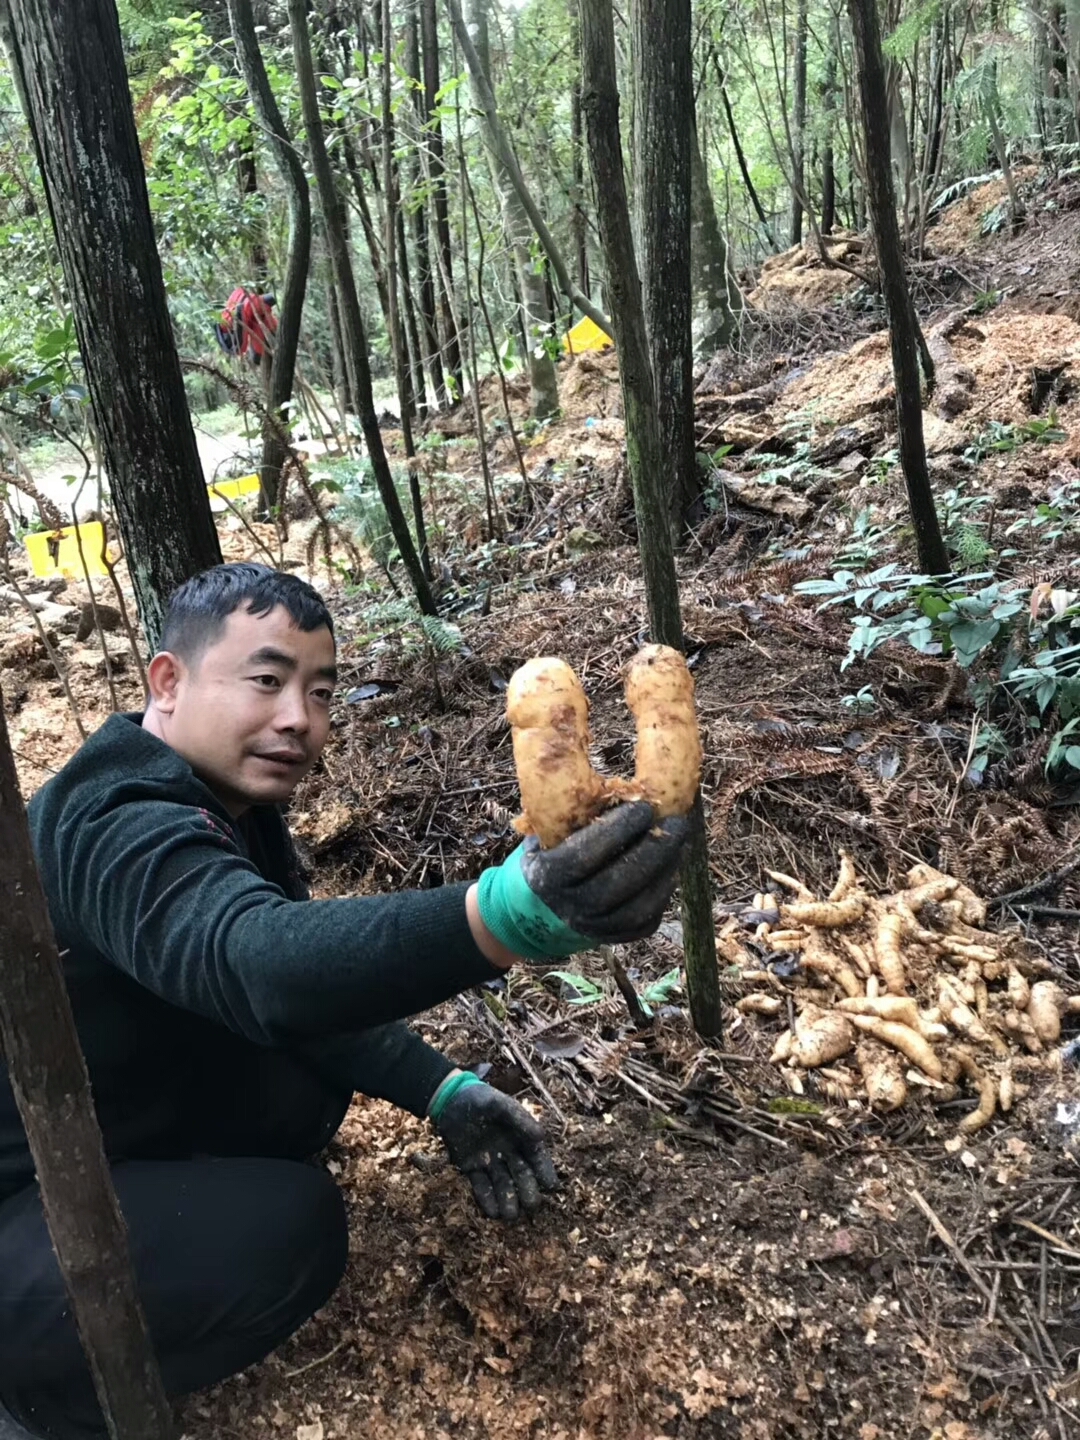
[
  {"xmin": 429, "ymin": 1071, "xmax": 559, "ymax": 1221},
  {"xmin": 476, "ymin": 800, "xmax": 689, "ymax": 961}
]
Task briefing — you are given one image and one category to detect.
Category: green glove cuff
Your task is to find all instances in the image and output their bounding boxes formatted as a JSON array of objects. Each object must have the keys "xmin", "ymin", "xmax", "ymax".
[
  {"xmin": 477, "ymin": 845, "xmax": 593, "ymax": 961},
  {"xmin": 428, "ymin": 1069, "xmax": 485, "ymax": 1123}
]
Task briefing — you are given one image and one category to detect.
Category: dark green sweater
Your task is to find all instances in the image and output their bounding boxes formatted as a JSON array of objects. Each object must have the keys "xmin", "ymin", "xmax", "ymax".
[{"xmin": 0, "ymin": 713, "xmax": 499, "ymax": 1201}]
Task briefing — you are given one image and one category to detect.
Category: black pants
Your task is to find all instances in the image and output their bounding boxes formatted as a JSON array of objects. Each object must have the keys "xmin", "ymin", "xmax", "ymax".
[{"xmin": 0, "ymin": 1046, "xmax": 352, "ymax": 1440}]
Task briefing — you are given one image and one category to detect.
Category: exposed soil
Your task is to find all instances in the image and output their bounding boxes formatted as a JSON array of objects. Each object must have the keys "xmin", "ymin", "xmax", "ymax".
[{"xmin": 3, "ymin": 177, "xmax": 1080, "ymax": 1440}]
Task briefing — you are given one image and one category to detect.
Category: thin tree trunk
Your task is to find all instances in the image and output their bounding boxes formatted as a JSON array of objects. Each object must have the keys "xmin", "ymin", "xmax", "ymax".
[
  {"xmin": 6, "ymin": 0, "xmax": 220, "ymax": 654},
  {"xmin": 820, "ymin": 13, "xmax": 839, "ymax": 234},
  {"xmin": 421, "ymin": 0, "xmax": 464, "ymax": 396},
  {"xmin": 290, "ymin": 0, "xmax": 436, "ymax": 614},
  {"xmin": 632, "ymin": 0, "xmax": 696, "ymax": 527},
  {"xmin": 689, "ymin": 114, "xmax": 742, "ymax": 357},
  {"xmin": 236, "ymin": 126, "xmax": 269, "ymax": 282},
  {"xmin": 228, "ymin": 0, "xmax": 312, "ymax": 517},
  {"xmin": 382, "ymin": 0, "xmax": 431, "ymax": 576},
  {"xmin": 406, "ymin": 0, "xmax": 445, "ymax": 405},
  {"xmin": 447, "ymin": 0, "xmax": 612, "ymax": 339},
  {"xmin": 569, "ymin": 0, "xmax": 590, "ymax": 296},
  {"xmin": 382, "ymin": 0, "xmax": 418, "ymax": 455},
  {"xmin": 581, "ymin": 0, "xmax": 721, "ymax": 1039},
  {"xmin": 715, "ymin": 56, "xmax": 777, "ymax": 250},
  {"xmin": 397, "ymin": 206, "xmax": 426, "ymax": 417},
  {"xmin": 464, "ymin": 0, "xmax": 559, "ymax": 418},
  {"xmin": 848, "ymin": 0, "xmax": 949, "ymax": 577},
  {"xmin": 0, "ymin": 691, "xmax": 175, "ymax": 1440},
  {"xmin": 325, "ymin": 256, "xmax": 352, "ymax": 418},
  {"xmin": 790, "ymin": 0, "xmax": 808, "ymax": 244}
]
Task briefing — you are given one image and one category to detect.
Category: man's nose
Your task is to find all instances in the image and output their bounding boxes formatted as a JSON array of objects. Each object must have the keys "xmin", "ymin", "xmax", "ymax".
[{"xmin": 274, "ymin": 686, "xmax": 311, "ymax": 733}]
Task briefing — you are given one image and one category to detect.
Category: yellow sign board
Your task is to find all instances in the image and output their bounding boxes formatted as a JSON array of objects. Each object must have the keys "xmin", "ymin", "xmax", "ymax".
[
  {"xmin": 24, "ymin": 522, "xmax": 112, "ymax": 580},
  {"xmin": 207, "ymin": 473, "xmax": 261, "ymax": 512},
  {"xmin": 563, "ymin": 316, "xmax": 614, "ymax": 356}
]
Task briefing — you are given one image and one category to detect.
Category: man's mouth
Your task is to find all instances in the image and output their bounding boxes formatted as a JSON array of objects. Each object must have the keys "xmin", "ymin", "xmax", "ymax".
[{"xmin": 253, "ymin": 750, "xmax": 307, "ymax": 770}]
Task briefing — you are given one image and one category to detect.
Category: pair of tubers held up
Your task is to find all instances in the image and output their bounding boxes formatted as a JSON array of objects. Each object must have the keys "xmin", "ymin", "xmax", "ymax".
[{"xmin": 507, "ymin": 645, "xmax": 702, "ymax": 848}]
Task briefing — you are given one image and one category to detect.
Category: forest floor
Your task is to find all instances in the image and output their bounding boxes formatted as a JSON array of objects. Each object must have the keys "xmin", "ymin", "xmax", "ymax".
[{"xmin": 3, "ymin": 167, "xmax": 1080, "ymax": 1440}]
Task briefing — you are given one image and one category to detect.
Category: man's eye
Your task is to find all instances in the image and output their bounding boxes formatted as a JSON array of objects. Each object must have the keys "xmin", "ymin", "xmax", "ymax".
[
  {"xmin": 253, "ymin": 674, "xmax": 280, "ymax": 688},
  {"xmin": 312, "ymin": 687, "xmax": 334, "ymax": 705}
]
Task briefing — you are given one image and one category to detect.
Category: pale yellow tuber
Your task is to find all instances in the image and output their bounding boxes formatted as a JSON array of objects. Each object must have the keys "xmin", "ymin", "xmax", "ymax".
[
  {"xmin": 951, "ymin": 1048, "xmax": 998, "ymax": 1135},
  {"xmin": 507, "ymin": 658, "xmax": 608, "ymax": 849},
  {"xmin": 906, "ymin": 864, "xmax": 985, "ymax": 925},
  {"xmin": 829, "ymin": 852, "xmax": 858, "ymax": 902},
  {"xmin": 737, "ymin": 993, "xmax": 784, "ymax": 1017},
  {"xmin": 792, "ymin": 1005, "xmax": 855, "ymax": 1067},
  {"xmin": 1027, "ymin": 981, "xmax": 1066, "ymax": 1046},
  {"xmin": 1006, "ymin": 964, "xmax": 1031, "ymax": 1012},
  {"xmin": 781, "ymin": 894, "xmax": 867, "ymax": 929},
  {"xmin": 856, "ymin": 1040, "xmax": 908, "ymax": 1112},
  {"xmin": 847, "ymin": 1015, "xmax": 944, "ymax": 1079},
  {"xmin": 872, "ymin": 911, "xmax": 907, "ymax": 995},
  {"xmin": 624, "ymin": 645, "xmax": 702, "ymax": 818},
  {"xmin": 838, "ymin": 994, "xmax": 922, "ymax": 1030}
]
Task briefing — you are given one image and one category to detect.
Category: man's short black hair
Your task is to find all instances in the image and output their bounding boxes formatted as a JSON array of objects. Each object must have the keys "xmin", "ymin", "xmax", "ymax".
[{"xmin": 160, "ymin": 563, "xmax": 334, "ymax": 662}]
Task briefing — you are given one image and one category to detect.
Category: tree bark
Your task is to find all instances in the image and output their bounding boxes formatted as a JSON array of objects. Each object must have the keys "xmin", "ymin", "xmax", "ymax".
[
  {"xmin": 228, "ymin": 0, "xmax": 312, "ymax": 517},
  {"xmin": 420, "ymin": 0, "xmax": 463, "ymax": 396},
  {"xmin": 381, "ymin": 0, "xmax": 419, "ymax": 456},
  {"xmin": 0, "ymin": 690, "xmax": 175, "ymax": 1440},
  {"xmin": 6, "ymin": 0, "xmax": 221, "ymax": 654},
  {"xmin": 714, "ymin": 55, "xmax": 777, "ymax": 251},
  {"xmin": 289, "ymin": 0, "xmax": 436, "ymax": 614},
  {"xmin": 236, "ymin": 127, "xmax": 269, "ymax": 282},
  {"xmin": 406, "ymin": 0, "xmax": 445, "ymax": 405},
  {"xmin": 466, "ymin": 0, "xmax": 559, "ymax": 419},
  {"xmin": 689, "ymin": 114, "xmax": 742, "ymax": 358},
  {"xmin": 820, "ymin": 13, "xmax": 839, "ymax": 234},
  {"xmin": 581, "ymin": 0, "xmax": 721, "ymax": 1039},
  {"xmin": 447, "ymin": 0, "xmax": 612, "ymax": 340},
  {"xmin": 632, "ymin": 0, "xmax": 695, "ymax": 527},
  {"xmin": 569, "ymin": 0, "xmax": 590, "ymax": 296},
  {"xmin": 848, "ymin": 0, "xmax": 949, "ymax": 577},
  {"xmin": 790, "ymin": 0, "xmax": 808, "ymax": 245}
]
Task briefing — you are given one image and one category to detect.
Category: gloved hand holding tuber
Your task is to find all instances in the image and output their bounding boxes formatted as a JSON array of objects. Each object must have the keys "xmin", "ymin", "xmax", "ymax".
[{"xmin": 477, "ymin": 801, "xmax": 689, "ymax": 959}]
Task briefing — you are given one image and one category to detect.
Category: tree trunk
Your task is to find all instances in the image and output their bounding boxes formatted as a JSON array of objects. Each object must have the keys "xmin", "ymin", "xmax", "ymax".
[
  {"xmin": 714, "ymin": 56, "xmax": 777, "ymax": 251},
  {"xmin": 848, "ymin": 0, "xmax": 949, "ymax": 577},
  {"xmin": 6, "ymin": 0, "xmax": 221, "ymax": 654},
  {"xmin": 790, "ymin": 0, "xmax": 808, "ymax": 245},
  {"xmin": 228, "ymin": 0, "xmax": 312, "ymax": 517},
  {"xmin": 569, "ymin": 0, "xmax": 590, "ymax": 296},
  {"xmin": 382, "ymin": 0, "xmax": 431, "ymax": 577},
  {"xmin": 397, "ymin": 206, "xmax": 427, "ymax": 417},
  {"xmin": 447, "ymin": 0, "xmax": 612, "ymax": 341},
  {"xmin": 381, "ymin": 0, "xmax": 419, "ymax": 457},
  {"xmin": 632, "ymin": 0, "xmax": 696, "ymax": 527},
  {"xmin": 581, "ymin": 0, "xmax": 721, "ymax": 1039},
  {"xmin": 421, "ymin": 0, "xmax": 463, "ymax": 396},
  {"xmin": 289, "ymin": 0, "xmax": 436, "ymax": 614},
  {"xmin": 689, "ymin": 115, "xmax": 742, "ymax": 358},
  {"xmin": 236, "ymin": 127, "xmax": 269, "ymax": 282},
  {"xmin": 325, "ymin": 256, "xmax": 352, "ymax": 417},
  {"xmin": 465, "ymin": 0, "xmax": 559, "ymax": 419},
  {"xmin": 0, "ymin": 691, "xmax": 175, "ymax": 1440},
  {"xmin": 820, "ymin": 14, "xmax": 839, "ymax": 234},
  {"xmin": 406, "ymin": 0, "xmax": 445, "ymax": 405}
]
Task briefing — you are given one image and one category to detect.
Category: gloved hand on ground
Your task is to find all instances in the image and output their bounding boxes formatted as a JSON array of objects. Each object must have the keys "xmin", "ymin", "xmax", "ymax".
[{"xmin": 429, "ymin": 1072, "xmax": 559, "ymax": 1221}]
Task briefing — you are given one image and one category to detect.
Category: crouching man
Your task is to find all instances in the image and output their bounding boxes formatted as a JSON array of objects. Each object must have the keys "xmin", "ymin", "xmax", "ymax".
[{"xmin": 0, "ymin": 563, "xmax": 688, "ymax": 1439}]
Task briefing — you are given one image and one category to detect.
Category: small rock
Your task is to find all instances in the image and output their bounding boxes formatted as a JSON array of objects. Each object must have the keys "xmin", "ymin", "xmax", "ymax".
[
  {"xmin": 75, "ymin": 601, "xmax": 123, "ymax": 643},
  {"xmin": 37, "ymin": 602, "xmax": 80, "ymax": 632}
]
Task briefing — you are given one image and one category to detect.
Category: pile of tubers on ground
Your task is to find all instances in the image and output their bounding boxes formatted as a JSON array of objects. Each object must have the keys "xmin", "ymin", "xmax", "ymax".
[{"xmin": 721, "ymin": 855, "xmax": 1080, "ymax": 1133}]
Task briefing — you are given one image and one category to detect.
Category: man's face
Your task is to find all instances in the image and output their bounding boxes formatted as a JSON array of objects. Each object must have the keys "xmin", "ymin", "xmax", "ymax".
[{"xmin": 146, "ymin": 604, "xmax": 337, "ymax": 815}]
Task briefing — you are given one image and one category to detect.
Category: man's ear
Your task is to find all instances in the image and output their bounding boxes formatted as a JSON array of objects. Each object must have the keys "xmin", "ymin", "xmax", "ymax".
[{"xmin": 146, "ymin": 651, "xmax": 185, "ymax": 714}]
